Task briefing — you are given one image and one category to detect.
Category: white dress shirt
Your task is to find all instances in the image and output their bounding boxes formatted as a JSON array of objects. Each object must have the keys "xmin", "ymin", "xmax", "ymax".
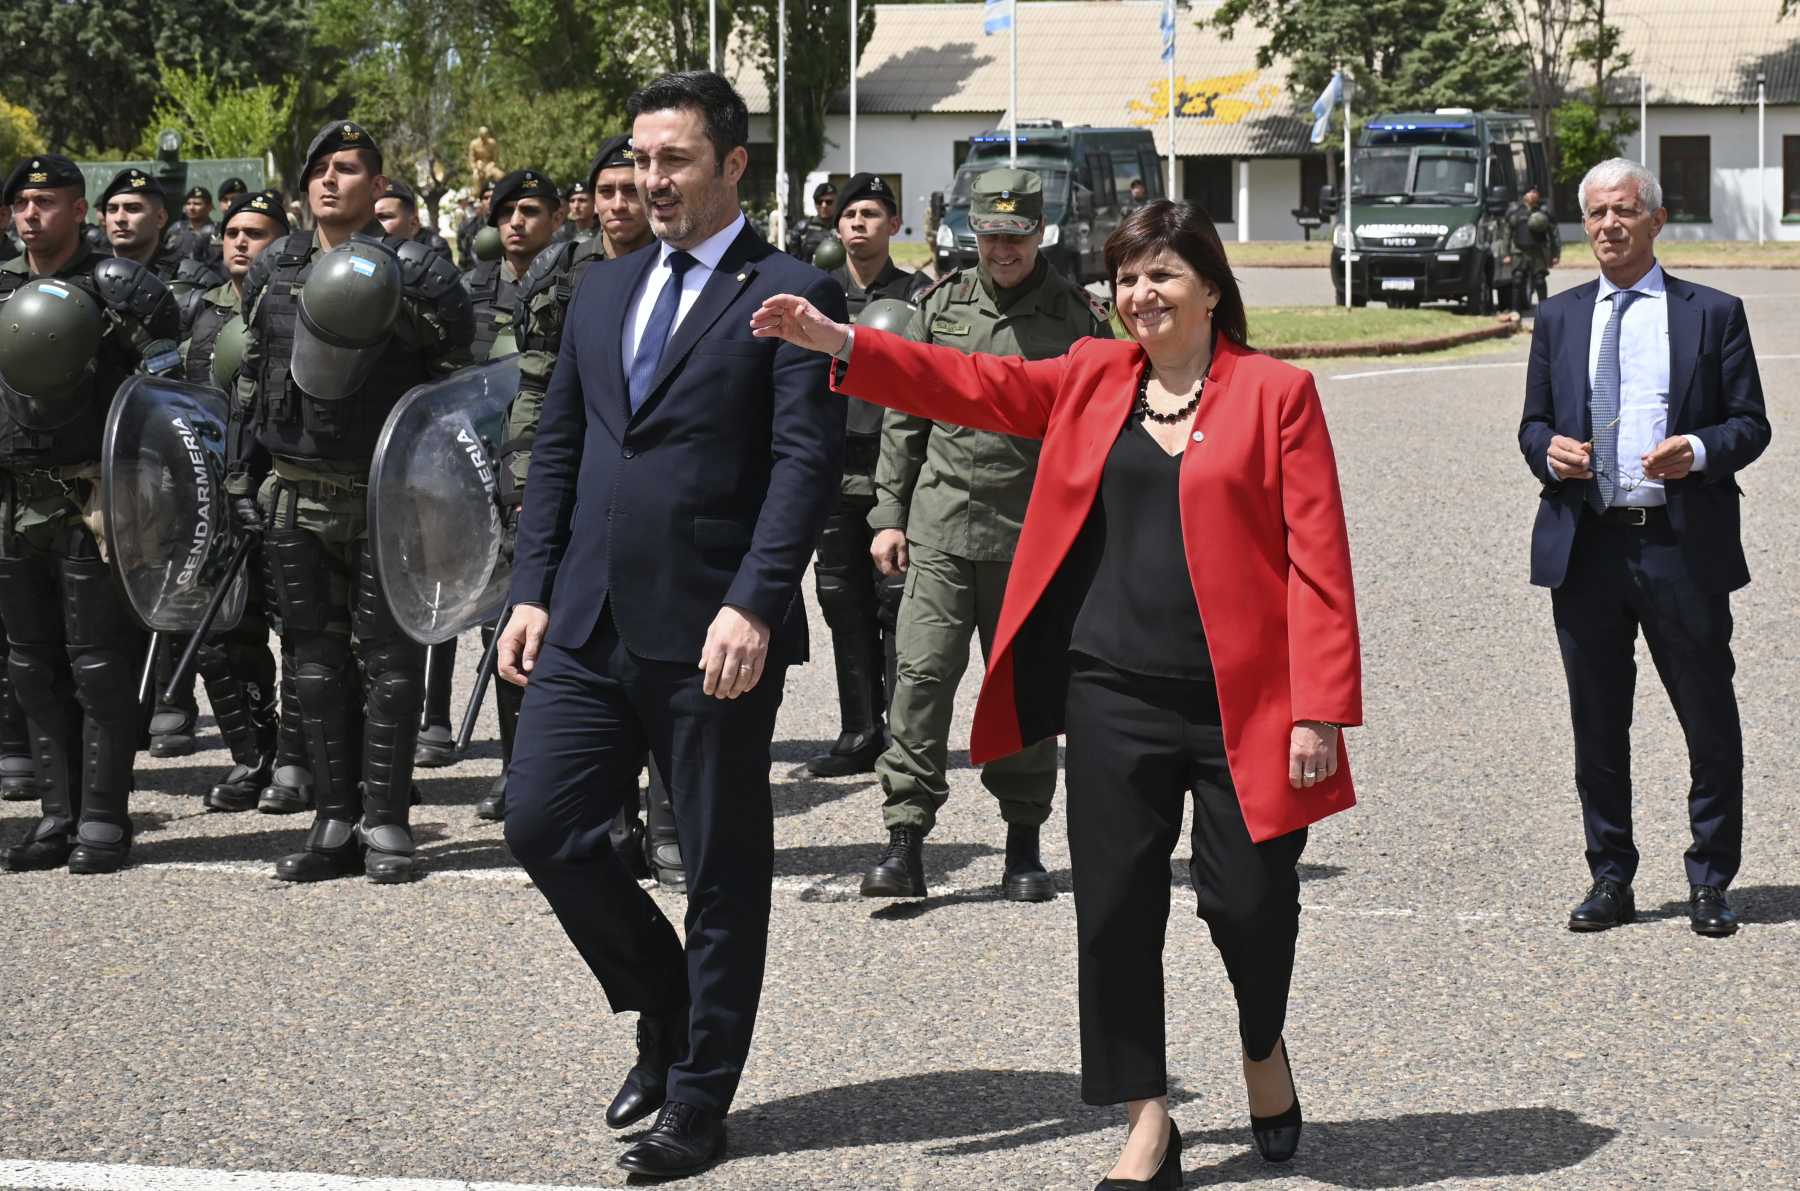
[
  {"xmin": 621, "ymin": 212, "xmax": 747, "ymax": 366},
  {"xmin": 1586, "ymin": 261, "xmax": 1706, "ymax": 506}
]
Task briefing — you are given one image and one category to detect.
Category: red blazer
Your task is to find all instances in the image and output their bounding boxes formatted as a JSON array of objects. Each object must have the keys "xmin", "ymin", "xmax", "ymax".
[{"xmin": 837, "ymin": 329, "xmax": 1362, "ymax": 842}]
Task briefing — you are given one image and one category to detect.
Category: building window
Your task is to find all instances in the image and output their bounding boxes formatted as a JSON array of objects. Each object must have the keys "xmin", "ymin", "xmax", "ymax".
[
  {"xmin": 1660, "ymin": 135, "xmax": 1710, "ymax": 221},
  {"xmin": 1784, "ymin": 136, "xmax": 1800, "ymax": 216},
  {"xmin": 1299, "ymin": 155, "xmax": 1327, "ymax": 213},
  {"xmin": 1184, "ymin": 157, "xmax": 1233, "ymax": 223}
]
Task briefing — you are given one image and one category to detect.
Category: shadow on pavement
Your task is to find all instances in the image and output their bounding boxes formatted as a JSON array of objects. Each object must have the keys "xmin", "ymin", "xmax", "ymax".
[
  {"xmin": 730, "ymin": 1069, "xmax": 1198, "ymax": 1157},
  {"xmin": 134, "ymin": 764, "xmax": 227, "ymax": 800},
  {"xmin": 1180, "ymin": 1106, "xmax": 1617, "ymax": 1186},
  {"xmin": 771, "ymin": 775, "xmax": 875, "ymax": 818},
  {"xmin": 1652, "ymin": 883, "xmax": 1800, "ymax": 926},
  {"xmin": 773, "ymin": 841, "xmax": 1001, "ymax": 882}
]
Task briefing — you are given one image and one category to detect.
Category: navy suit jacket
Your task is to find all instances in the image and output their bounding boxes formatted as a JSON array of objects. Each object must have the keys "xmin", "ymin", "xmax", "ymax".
[
  {"xmin": 508, "ymin": 223, "xmax": 848, "ymax": 663},
  {"xmin": 1518, "ymin": 270, "xmax": 1771, "ymax": 592}
]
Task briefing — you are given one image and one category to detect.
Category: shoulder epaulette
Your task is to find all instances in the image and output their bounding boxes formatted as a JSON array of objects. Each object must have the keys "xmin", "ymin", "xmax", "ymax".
[{"xmin": 916, "ymin": 268, "xmax": 960, "ymax": 303}]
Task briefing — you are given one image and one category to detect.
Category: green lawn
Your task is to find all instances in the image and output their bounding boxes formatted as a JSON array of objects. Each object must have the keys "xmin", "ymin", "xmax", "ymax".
[
  {"xmin": 1247, "ymin": 305, "xmax": 1490, "ymax": 348},
  {"xmin": 892, "ymin": 241, "xmax": 935, "ymax": 269},
  {"xmin": 1633, "ymin": 240, "xmax": 1800, "ymax": 268}
]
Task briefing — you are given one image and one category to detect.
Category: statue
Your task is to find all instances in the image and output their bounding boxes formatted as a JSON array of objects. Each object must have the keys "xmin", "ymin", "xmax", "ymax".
[{"xmin": 467, "ymin": 126, "xmax": 502, "ymax": 190}]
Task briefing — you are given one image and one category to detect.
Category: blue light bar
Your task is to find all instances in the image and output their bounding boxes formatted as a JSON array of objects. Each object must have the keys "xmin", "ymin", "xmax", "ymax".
[
  {"xmin": 971, "ymin": 134, "xmax": 1040, "ymax": 143},
  {"xmin": 1368, "ymin": 120, "xmax": 1474, "ymax": 130}
]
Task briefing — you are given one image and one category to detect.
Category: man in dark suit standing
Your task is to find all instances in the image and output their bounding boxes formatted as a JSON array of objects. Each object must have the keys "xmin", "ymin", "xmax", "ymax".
[
  {"xmin": 1520, "ymin": 158, "xmax": 1770, "ymax": 939},
  {"xmin": 496, "ymin": 72, "xmax": 846, "ymax": 1178}
]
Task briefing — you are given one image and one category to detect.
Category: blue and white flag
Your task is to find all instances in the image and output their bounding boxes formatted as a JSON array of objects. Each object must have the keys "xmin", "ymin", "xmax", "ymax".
[
  {"xmin": 1160, "ymin": 0, "xmax": 1176, "ymax": 62},
  {"xmin": 984, "ymin": 0, "xmax": 1013, "ymax": 35},
  {"xmin": 1310, "ymin": 71, "xmax": 1344, "ymax": 144}
]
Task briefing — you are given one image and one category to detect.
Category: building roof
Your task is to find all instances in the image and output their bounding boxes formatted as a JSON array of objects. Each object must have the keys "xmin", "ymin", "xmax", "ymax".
[
  {"xmin": 729, "ymin": 1, "xmax": 1318, "ymax": 157},
  {"xmin": 1605, "ymin": 0, "xmax": 1800, "ymax": 107}
]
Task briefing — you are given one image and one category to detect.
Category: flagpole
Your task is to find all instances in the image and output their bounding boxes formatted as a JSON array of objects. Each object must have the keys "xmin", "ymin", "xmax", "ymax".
[
  {"xmin": 1166, "ymin": 3, "xmax": 1176, "ymax": 195},
  {"xmin": 850, "ymin": 0, "xmax": 858, "ymax": 174},
  {"xmin": 1009, "ymin": 1, "xmax": 1019, "ymax": 165},
  {"xmin": 1343, "ymin": 68, "xmax": 1352, "ymax": 310},
  {"xmin": 709, "ymin": 0, "xmax": 717, "ymax": 70},
  {"xmin": 777, "ymin": 0, "xmax": 787, "ymax": 249}
]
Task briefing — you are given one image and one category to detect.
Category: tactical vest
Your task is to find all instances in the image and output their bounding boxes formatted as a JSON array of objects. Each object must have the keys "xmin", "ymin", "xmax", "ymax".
[
  {"xmin": 0, "ymin": 252, "xmax": 130, "ymax": 468},
  {"xmin": 514, "ymin": 236, "xmax": 608, "ymax": 395},
  {"xmin": 184, "ymin": 297, "xmax": 232, "ymax": 386},
  {"xmin": 463, "ymin": 259, "xmax": 516, "ymax": 361},
  {"xmin": 247, "ymin": 232, "xmax": 440, "ymax": 464}
]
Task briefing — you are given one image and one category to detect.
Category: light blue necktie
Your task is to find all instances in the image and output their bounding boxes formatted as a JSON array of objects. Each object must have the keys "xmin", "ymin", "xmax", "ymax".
[
  {"xmin": 1589, "ymin": 288, "xmax": 1639, "ymax": 511},
  {"xmin": 627, "ymin": 250, "xmax": 696, "ymax": 414}
]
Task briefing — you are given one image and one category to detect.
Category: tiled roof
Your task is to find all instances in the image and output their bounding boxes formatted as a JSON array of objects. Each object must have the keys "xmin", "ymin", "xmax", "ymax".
[
  {"xmin": 1604, "ymin": 0, "xmax": 1800, "ymax": 106},
  {"xmin": 729, "ymin": 1, "xmax": 1318, "ymax": 157}
]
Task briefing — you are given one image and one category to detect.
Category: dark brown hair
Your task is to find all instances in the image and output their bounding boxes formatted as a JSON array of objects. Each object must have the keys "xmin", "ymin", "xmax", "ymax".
[{"xmin": 1103, "ymin": 200, "xmax": 1247, "ymax": 345}]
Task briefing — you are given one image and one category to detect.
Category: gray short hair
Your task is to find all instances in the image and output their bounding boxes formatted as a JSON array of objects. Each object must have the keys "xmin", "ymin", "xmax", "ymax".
[{"xmin": 1578, "ymin": 158, "xmax": 1663, "ymax": 216}]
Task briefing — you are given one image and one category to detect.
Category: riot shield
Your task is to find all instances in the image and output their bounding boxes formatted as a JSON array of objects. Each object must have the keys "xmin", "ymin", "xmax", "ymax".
[
  {"xmin": 368, "ymin": 356, "xmax": 519, "ymax": 645},
  {"xmin": 100, "ymin": 376, "xmax": 248, "ymax": 633}
]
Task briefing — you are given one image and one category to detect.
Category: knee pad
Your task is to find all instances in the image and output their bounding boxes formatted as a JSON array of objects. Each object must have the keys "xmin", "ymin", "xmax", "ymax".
[
  {"xmin": 0, "ymin": 555, "xmax": 63, "ymax": 643},
  {"xmin": 265, "ymin": 530, "xmax": 345, "ymax": 634},
  {"xmin": 59, "ymin": 555, "xmax": 140, "ymax": 651},
  {"xmin": 70, "ymin": 648, "xmax": 141, "ymax": 725},
  {"xmin": 360, "ymin": 642, "xmax": 423, "ymax": 724},
  {"xmin": 350, "ymin": 539, "xmax": 404, "ymax": 642},
  {"xmin": 815, "ymin": 510, "xmax": 871, "ymax": 573},
  {"xmin": 9, "ymin": 641, "xmax": 70, "ymax": 710}
]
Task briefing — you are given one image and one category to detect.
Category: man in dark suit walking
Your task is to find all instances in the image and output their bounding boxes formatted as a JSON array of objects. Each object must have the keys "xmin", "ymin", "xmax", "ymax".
[
  {"xmin": 495, "ymin": 72, "xmax": 847, "ymax": 1178},
  {"xmin": 1520, "ymin": 158, "xmax": 1770, "ymax": 938}
]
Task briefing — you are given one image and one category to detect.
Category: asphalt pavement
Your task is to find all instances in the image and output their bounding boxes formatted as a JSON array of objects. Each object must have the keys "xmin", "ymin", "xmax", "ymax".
[{"xmin": 4, "ymin": 267, "xmax": 1800, "ymax": 1189}]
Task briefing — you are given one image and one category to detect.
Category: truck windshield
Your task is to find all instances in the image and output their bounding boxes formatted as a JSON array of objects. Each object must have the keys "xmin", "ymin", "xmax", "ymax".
[
  {"xmin": 948, "ymin": 165, "xmax": 1071, "ymax": 208},
  {"xmin": 1352, "ymin": 147, "xmax": 1479, "ymax": 203}
]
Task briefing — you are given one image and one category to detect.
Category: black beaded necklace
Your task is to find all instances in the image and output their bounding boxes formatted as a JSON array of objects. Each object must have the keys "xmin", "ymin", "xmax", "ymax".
[{"xmin": 1134, "ymin": 364, "xmax": 1205, "ymax": 425}]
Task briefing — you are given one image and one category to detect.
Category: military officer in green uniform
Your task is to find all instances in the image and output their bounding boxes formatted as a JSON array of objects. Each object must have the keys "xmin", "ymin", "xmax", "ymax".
[
  {"xmin": 1507, "ymin": 187, "xmax": 1559, "ymax": 314},
  {"xmin": 806, "ymin": 171, "xmax": 930, "ymax": 777},
  {"xmin": 861, "ymin": 167, "xmax": 1112, "ymax": 902},
  {"xmin": 231, "ymin": 121, "xmax": 473, "ymax": 884}
]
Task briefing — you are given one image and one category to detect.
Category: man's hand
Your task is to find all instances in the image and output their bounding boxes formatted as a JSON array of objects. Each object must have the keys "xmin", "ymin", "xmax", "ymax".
[
  {"xmin": 870, "ymin": 528, "xmax": 909, "ymax": 577},
  {"xmin": 498, "ymin": 604, "xmax": 550, "ymax": 687},
  {"xmin": 699, "ymin": 605, "xmax": 771, "ymax": 699},
  {"xmin": 1547, "ymin": 434, "xmax": 1594, "ymax": 481},
  {"xmin": 1641, "ymin": 435, "xmax": 1695, "ymax": 481},
  {"xmin": 1289, "ymin": 721, "xmax": 1341, "ymax": 790}
]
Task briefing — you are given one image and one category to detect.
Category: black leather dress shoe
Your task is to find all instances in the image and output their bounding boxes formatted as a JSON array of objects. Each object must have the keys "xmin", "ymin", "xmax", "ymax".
[
  {"xmin": 475, "ymin": 773, "xmax": 506, "ymax": 821},
  {"xmin": 861, "ymin": 826, "xmax": 927, "ymax": 897},
  {"xmin": 1002, "ymin": 822, "xmax": 1056, "ymax": 902},
  {"xmin": 1568, "ymin": 879, "xmax": 1635, "ymax": 931},
  {"xmin": 606, "ymin": 1007, "xmax": 688, "ymax": 1129},
  {"xmin": 616, "ymin": 1101, "xmax": 725, "ymax": 1179},
  {"xmin": 804, "ymin": 730, "xmax": 885, "ymax": 777},
  {"xmin": 1096, "ymin": 1119, "xmax": 1182, "ymax": 1189},
  {"xmin": 650, "ymin": 837, "xmax": 686, "ymax": 892},
  {"xmin": 1249, "ymin": 1039, "xmax": 1302, "ymax": 1163},
  {"xmin": 1689, "ymin": 885, "xmax": 1740, "ymax": 937}
]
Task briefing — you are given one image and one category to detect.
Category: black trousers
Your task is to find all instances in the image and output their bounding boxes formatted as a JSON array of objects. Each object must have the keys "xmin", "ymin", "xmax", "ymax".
[
  {"xmin": 1551, "ymin": 509, "xmax": 1743, "ymax": 889},
  {"xmin": 1064, "ymin": 656, "xmax": 1306, "ymax": 1106},
  {"xmin": 503, "ymin": 608, "xmax": 784, "ymax": 1114}
]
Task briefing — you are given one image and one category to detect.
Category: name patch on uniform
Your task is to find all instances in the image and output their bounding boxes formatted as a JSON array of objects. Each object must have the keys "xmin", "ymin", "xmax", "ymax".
[
  {"xmin": 349, "ymin": 257, "xmax": 377, "ymax": 277},
  {"xmin": 929, "ymin": 316, "xmax": 971, "ymax": 336}
]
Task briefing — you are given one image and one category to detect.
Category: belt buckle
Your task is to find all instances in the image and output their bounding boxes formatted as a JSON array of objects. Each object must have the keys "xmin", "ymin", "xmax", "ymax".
[{"xmin": 1624, "ymin": 507, "xmax": 1647, "ymax": 527}]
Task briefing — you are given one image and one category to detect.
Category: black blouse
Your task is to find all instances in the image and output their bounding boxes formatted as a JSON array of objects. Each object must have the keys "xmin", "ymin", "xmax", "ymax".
[{"xmin": 1067, "ymin": 410, "xmax": 1214, "ymax": 679}]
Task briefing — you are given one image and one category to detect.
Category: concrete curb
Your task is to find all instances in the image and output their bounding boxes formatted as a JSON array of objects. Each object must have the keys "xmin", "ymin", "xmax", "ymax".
[{"xmin": 1265, "ymin": 317, "xmax": 1520, "ymax": 360}]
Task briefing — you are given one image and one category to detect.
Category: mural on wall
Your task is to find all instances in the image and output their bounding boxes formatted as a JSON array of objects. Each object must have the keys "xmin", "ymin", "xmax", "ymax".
[{"xmin": 1127, "ymin": 69, "xmax": 1282, "ymax": 125}]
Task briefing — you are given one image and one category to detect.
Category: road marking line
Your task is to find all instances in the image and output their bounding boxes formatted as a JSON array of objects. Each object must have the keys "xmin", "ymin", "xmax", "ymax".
[{"xmin": 0, "ymin": 1158, "xmax": 624, "ymax": 1191}]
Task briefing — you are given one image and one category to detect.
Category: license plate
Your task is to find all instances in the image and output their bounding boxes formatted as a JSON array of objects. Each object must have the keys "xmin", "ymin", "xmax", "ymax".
[{"xmin": 1380, "ymin": 277, "xmax": 1417, "ymax": 292}]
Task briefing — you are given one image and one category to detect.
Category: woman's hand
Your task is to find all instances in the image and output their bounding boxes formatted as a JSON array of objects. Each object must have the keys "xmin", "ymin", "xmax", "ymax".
[
  {"xmin": 1288, "ymin": 721, "xmax": 1340, "ymax": 789},
  {"xmin": 750, "ymin": 295, "xmax": 852, "ymax": 356}
]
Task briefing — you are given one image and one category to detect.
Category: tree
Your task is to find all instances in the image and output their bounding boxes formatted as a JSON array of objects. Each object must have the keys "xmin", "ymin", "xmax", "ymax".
[
  {"xmin": 0, "ymin": 98, "xmax": 48, "ymax": 166},
  {"xmin": 740, "ymin": 0, "xmax": 877, "ymax": 217},
  {"xmin": 133, "ymin": 62, "xmax": 294, "ymax": 160},
  {"xmin": 1493, "ymin": 1, "xmax": 1635, "ymax": 191},
  {"xmin": 0, "ymin": 0, "xmax": 308, "ymax": 154}
]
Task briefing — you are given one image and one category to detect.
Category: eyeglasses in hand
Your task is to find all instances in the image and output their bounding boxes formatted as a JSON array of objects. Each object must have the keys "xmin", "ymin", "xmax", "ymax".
[{"xmin": 1588, "ymin": 414, "xmax": 1646, "ymax": 492}]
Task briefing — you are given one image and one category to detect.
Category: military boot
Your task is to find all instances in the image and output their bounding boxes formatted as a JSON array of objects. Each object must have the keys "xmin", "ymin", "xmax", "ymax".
[
  {"xmin": 476, "ymin": 669, "xmax": 521, "ymax": 822},
  {"xmin": 259, "ymin": 664, "xmax": 313, "ymax": 814},
  {"xmin": 2, "ymin": 721, "xmax": 80, "ymax": 870},
  {"xmin": 414, "ymin": 639, "xmax": 457, "ymax": 768},
  {"xmin": 1001, "ymin": 822, "xmax": 1055, "ymax": 902},
  {"xmin": 202, "ymin": 659, "xmax": 277, "ymax": 813},
  {"xmin": 360, "ymin": 674, "xmax": 423, "ymax": 885},
  {"xmin": 67, "ymin": 716, "xmax": 135, "ymax": 875},
  {"xmin": 275, "ymin": 664, "xmax": 363, "ymax": 882},
  {"xmin": 0, "ymin": 664, "xmax": 36, "ymax": 801},
  {"xmin": 861, "ymin": 826, "xmax": 927, "ymax": 898},
  {"xmin": 806, "ymin": 620, "xmax": 887, "ymax": 777},
  {"xmin": 147, "ymin": 639, "xmax": 198, "ymax": 757}
]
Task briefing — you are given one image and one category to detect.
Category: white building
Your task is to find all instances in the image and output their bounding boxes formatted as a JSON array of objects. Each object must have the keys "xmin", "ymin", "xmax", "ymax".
[{"xmin": 729, "ymin": 0, "xmax": 1798, "ymax": 244}]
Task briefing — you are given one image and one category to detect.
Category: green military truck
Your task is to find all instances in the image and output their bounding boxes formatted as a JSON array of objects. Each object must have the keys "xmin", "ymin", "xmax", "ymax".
[
  {"xmin": 1322, "ymin": 110, "xmax": 1553, "ymax": 312},
  {"xmin": 933, "ymin": 121, "xmax": 1165, "ymax": 284}
]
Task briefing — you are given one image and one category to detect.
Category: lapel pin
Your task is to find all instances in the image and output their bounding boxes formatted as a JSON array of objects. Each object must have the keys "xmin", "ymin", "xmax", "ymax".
[{"xmin": 736, "ymin": 272, "xmax": 747, "ymax": 283}]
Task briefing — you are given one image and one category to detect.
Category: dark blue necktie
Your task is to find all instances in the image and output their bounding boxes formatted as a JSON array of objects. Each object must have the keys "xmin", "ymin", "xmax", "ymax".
[{"xmin": 628, "ymin": 250, "xmax": 697, "ymax": 413}]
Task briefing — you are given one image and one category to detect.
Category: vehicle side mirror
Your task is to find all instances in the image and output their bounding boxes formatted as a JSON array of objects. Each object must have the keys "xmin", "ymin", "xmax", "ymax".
[
  {"xmin": 929, "ymin": 190, "xmax": 946, "ymax": 219},
  {"xmin": 1486, "ymin": 185, "xmax": 1510, "ymax": 215},
  {"xmin": 1318, "ymin": 184, "xmax": 1339, "ymax": 216}
]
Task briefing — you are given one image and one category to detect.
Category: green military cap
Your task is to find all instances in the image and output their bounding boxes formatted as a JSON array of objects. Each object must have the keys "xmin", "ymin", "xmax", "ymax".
[
  {"xmin": 968, "ymin": 168, "xmax": 1042, "ymax": 235},
  {"xmin": 304, "ymin": 120, "xmax": 383, "ymax": 180},
  {"xmin": 2, "ymin": 154, "xmax": 84, "ymax": 204},
  {"xmin": 487, "ymin": 169, "xmax": 560, "ymax": 225},
  {"xmin": 99, "ymin": 167, "xmax": 163, "ymax": 206}
]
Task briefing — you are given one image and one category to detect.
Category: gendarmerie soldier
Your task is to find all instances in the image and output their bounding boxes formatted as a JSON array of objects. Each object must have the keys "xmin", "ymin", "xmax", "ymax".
[
  {"xmin": 0, "ymin": 154, "xmax": 182, "ymax": 873},
  {"xmin": 806, "ymin": 172, "xmax": 930, "ymax": 777},
  {"xmin": 166, "ymin": 185, "xmax": 219, "ymax": 264},
  {"xmin": 786, "ymin": 180, "xmax": 836, "ymax": 261},
  {"xmin": 232, "ymin": 121, "xmax": 473, "ymax": 883},
  {"xmin": 496, "ymin": 134, "xmax": 682, "ymax": 887},
  {"xmin": 555, "ymin": 177, "xmax": 598, "ymax": 243},
  {"xmin": 410, "ymin": 167, "xmax": 565, "ymax": 770},
  {"xmin": 458, "ymin": 178, "xmax": 494, "ymax": 268},
  {"xmin": 375, "ymin": 179, "xmax": 453, "ymax": 259},
  {"xmin": 100, "ymin": 167, "xmax": 184, "ymax": 279},
  {"xmin": 179, "ymin": 190, "xmax": 312, "ymax": 815}
]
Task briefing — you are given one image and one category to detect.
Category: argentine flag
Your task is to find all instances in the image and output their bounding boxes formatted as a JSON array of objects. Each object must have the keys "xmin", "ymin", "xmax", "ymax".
[
  {"xmin": 1310, "ymin": 71, "xmax": 1344, "ymax": 144},
  {"xmin": 984, "ymin": 0, "xmax": 1013, "ymax": 35},
  {"xmin": 1160, "ymin": 0, "xmax": 1176, "ymax": 63}
]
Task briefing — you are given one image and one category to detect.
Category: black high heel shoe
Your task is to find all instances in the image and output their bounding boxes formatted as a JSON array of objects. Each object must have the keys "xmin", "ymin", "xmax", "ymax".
[
  {"xmin": 1249, "ymin": 1038, "xmax": 1303, "ymax": 1163},
  {"xmin": 1096, "ymin": 1119, "xmax": 1182, "ymax": 1189}
]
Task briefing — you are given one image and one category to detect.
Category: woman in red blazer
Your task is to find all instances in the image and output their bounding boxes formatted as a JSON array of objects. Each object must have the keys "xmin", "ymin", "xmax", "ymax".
[{"xmin": 754, "ymin": 201, "xmax": 1361, "ymax": 1187}]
